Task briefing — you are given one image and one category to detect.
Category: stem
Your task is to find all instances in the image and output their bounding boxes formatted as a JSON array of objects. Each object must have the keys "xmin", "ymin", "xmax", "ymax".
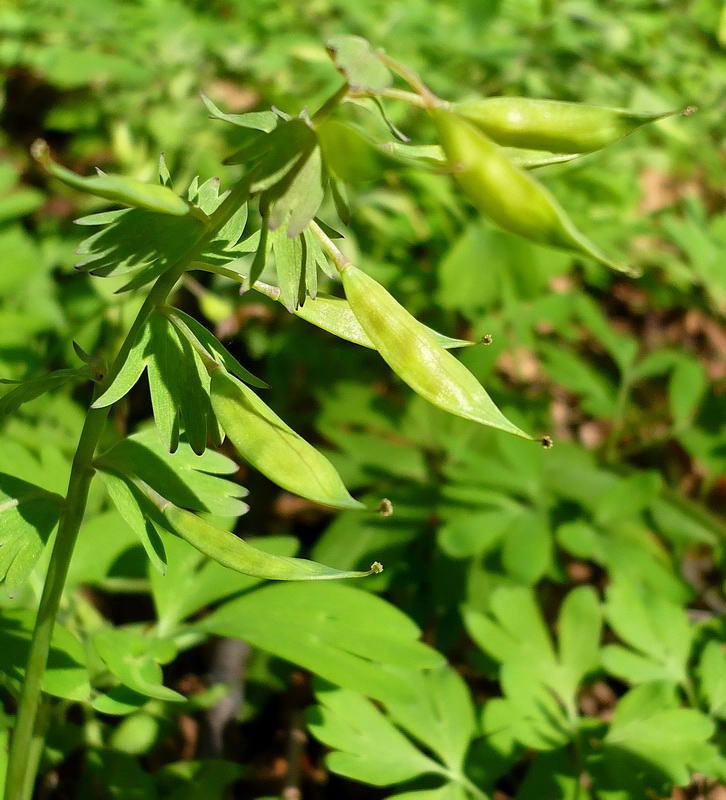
[
  {"xmin": 5, "ymin": 180, "xmax": 251, "ymax": 800},
  {"xmin": 349, "ymin": 86, "xmax": 429, "ymax": 108},
  {"xmin": 311, "ymin": 81, "xmax": 349, "ymax": 125},
  {"xmin": 604, "ymin": 368, "xmax": 632, "ymax": 463},
  {"xmin": 308, "ymin": 219, "xmax": 350, "ymax": 273},
  {"xmin": 377, "ymin": 52, "xmax": 443, "ymax": 109}
]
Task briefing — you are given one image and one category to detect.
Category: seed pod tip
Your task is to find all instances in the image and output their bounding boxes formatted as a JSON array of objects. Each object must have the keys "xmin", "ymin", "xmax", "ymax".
[
  {"xmin": 369, "ymin": 561, "xmax": 384, "ymax": 574},
  {"xmin": 540, "ymin": 435, "xmax": 554, "ymax": 449},
  {"xmin": 681, "ymin": 105, "xmax": 698, "ymax": 117},
  {"xmin": 378, "ymin": 498, "xmax": 394, "ymax": 517},
  {"xmin": 481, "ymin": 333, "xmax": 493, "ymax": 345}
]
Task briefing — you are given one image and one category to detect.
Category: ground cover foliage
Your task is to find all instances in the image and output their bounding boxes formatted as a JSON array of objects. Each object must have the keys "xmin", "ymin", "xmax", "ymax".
[{"xmin": 0, "ymin": 0, "xmax": 725, "ymax": 798}]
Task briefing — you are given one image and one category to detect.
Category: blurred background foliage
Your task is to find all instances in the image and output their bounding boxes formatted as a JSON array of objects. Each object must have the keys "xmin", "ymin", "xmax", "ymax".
[{"xmin": 0, "ymin": 0, "xmax": 725, "ymax": 798}]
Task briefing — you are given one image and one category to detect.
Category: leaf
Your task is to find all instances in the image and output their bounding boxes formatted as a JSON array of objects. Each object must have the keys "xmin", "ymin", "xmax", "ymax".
[
  {"xmin": 326, "ymin": 35, "xmax": 392, "ymax": 92},
  {"xmin": 500, "ymin": 509, "xmax": 551, "ymax": 584},
  {"xmin": 155, "ymin": 759, "xmax": 244, "ymax": 800},
  {"xmin": 308, "ymin": 682, "xmax": 444, "ymax": 786},
  {"xmin": 383, "ymin": 665, "xmax": 476, "ymax": 771},
  {"xmin": 601, "ymin": 581, "xmax": 692, "ymax": 685},
  {"xmin": 0, "ymin": 610, "xmax": 89, "ymax": 700},
  {"xmin": 92, "ymin": 627, "xmax": 184, "ymax": 702},
  {"xmin": 72, "ymin": 205, "xmax": 203, "ymax": 291},
  {"xmin": 0, "ymin": 474, "xmax": 63, "ymax": 595},
  {"xmin": 200, "ymin": 583, "xmax": 444, "ymax": 702},
  {"xmin": 270, "ymin": 223, "xmax": 305, "ymax": 312},
  {"xmin": 97, "ymin": 429, "xmax": 248, "ymax": 518},
  {"xmin": 697, "ymin": 640, "xmax": 726, "ymax": 719},
  {"xmin": 163, "ymin": 504, "xmax": 380, "ymax": 581},
  {"xmin": 668, "ymin": 357, "xmax": 706, "ymax": 428},
  {"xmin": 268, "ymin": 144, "xmax": 324, "ymax": 237},
  {"xmin": 98, "ymin": 469, "xmax": 167, "ymax": 575},
  {"xmin": 464, "ymin": 585, "xmax": 601, "ymax": 721},
  {"xmin": 597, "ymin": 681, "xmax": 715, "ymax": 788},
  {"xmin": 0, "ymin": 367, "xmax": 89, "ymax": 422},
  {"xmin": 200, "ymin": 93, "xmax": 277, "ymax": 132},
  {"xmin": 33, "ymin": 140, "xmax": 189, "ymax": 215},
  {"xmin": 92, "ymin": 321, "xmax": 151, "ymax": 408},
  {"xmin": 164, "ymin": 308, "xmax": 267, "ymax": 388},
  {"xmin": 147, "ymin": 313, "xmax": 181, "ymax": 452}
]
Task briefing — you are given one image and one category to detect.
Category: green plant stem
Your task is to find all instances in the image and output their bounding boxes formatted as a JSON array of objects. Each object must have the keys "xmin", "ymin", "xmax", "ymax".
[
  {"xmin": 377, "ymin": 52, "xmax": 443, "ymax": 108},
  {"xmin": 4, "ymin": 180, "xmax": 250, "ymax": 800},
  {"xmin": 308, "ymin": 219, "xmax": 350, "ymax": 272},
  {"xmin": 312, "ymin": 81, "xmax": 349, "ymax": 124}
]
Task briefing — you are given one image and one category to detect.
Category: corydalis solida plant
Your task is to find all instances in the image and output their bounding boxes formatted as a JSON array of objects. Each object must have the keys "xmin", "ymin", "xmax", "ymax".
[{"xmin": 1, "ymin": 35, "xmax": 682, "ymax": 798}]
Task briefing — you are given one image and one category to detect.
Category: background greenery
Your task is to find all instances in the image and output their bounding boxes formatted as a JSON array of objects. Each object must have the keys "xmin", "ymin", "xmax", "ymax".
[{"xmin": 0, "ymin": 0, "xmax": 725, "ymax": 797}]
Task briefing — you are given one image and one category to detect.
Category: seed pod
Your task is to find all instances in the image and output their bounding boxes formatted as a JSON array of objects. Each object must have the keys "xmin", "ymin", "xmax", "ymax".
[
  {"xmin": 210, "ymin": 370, "xmax": 365, "ymax": 510},
  {"xmin": 453, "ymin": 97, "xmax": 678, "ymax": 153},
  {"xmin": 432, "ymin": 109, "xmax": 635, "ymax": 275},
  {"xmin": 341, "ymin": 264, "xmax": 531, "ymax": 440},
  {"xmin": 164, "ymin": 505, "xmax": 381, "ymax": 580},
  {"xmin": 255, "ymin": 286, "xmax": 476, "ymax": 351},
  {"xmin": 32, "ymin": 139, "xmax": 190, "ymax": 216}
]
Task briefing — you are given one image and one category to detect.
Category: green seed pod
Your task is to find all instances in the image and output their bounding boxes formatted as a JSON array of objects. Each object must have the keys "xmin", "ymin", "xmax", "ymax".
[
  {"xmin": 341, "ymin": 264, "xmax": 532, "ymax": 440},
  {"xmin": 453, "ymin": 97, "xmax": 678, "ymax": 153},
  {"xmin": 32, "ymin": 139, "xmax": 190, "ymax": 216},
  {"xmin": 432, "ymin": 109, "xmax": 635, "ymax": 275},
  {"xmin": 254, "ymin": 285, "xmax": 476, "ymax": 350},
  {"xmin": 210, "ymin": 370, "xmax": 364, "ymax": 510},
  {"xmin": 164, "ymin": 505, "xmax": 381, "ymax": 580}
]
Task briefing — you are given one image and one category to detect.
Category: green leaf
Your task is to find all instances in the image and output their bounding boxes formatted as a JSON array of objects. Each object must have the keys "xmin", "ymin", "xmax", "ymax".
[
  {"xmin": 98, "ymin": 469, "xmax": 167, "ymax": 575},
  {"xmin": 92, "ymin": 321, "xmax": 151, "ymax": 408},
  {"xmin": 72, "ymin": 205, "xmax": 203, "ymax": 291},
  {"xmin": 599, "ymin": 681, "xmax": 715, "ymax": 787},
  {"xmin": 384, "ymin": 665, "xmax": 476, "ymax": 771},
  {"xmin": 33, "ymin": 140, "xmax": 190, "ymax": 215},
  {"xmin": 270, "ymin": 223, "xmax": 305, "ymax": 312},
  {"xmin": 464, "ymin": 585, "xmax": 600, "ymax": 720},
  {"xmin": 668, "ymin": 357, "xmax": 706, "ymax": 428},
  {"xmin": 147, "ymin": 313, "xmax": 181, "ymax": 452},
  {"xmin": 92, "ymin": 627, "xmax": 184, "ymax": 703},
  {"xmin": 268, "ymin": 144, "xmax": 324, "ymax": 237},
  {"xmin": 326, "ymin": 35, "xmax": 392, "ymax": 92},
  {"xmin": 0, "ymin": 474, "xmax": 63, "ymax": 596},
  {"xmin": 155, "ymin": 759, "xmax": 244, "ymax": 800},
  {"xmin": 500, "ymin": 509, "xmax": 551, "ymax": 584},
  {"xmin": 0, "ymin": 367, "xmax": 89, "ymax": 422},
  {"xmin": 697, "ymin": 640, "xmax": 726, "ymax": 719},
  {"xmin": 601, "ymin": 581, "xmax": 692, "ymax": 685},
  {"xmin": 164, "ymin": 308, "xmax": 267, "ymax": 388},
  {"xmin": 308, "ymin": 682, "xmax": 443, "ymax": 785},
  {"xmin": 98, "ymin": 429, "xmax": 248, "ymax": 518},
  {"xmin": 200, "ymin": 583, "xmax": 443, "ymax": 702},
  {"xmin": 200, "ymin": 93, "xmax": 277, "ymax": 132},
  {"xmin": 0, "ymin": 610, "xmax": 89, "ymax": 700}
]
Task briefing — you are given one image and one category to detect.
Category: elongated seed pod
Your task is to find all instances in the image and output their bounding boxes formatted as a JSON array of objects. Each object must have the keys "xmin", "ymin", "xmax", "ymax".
[
  {"xmin": 164, "ymin": 504, "xmax": 381, "ymax": 580},
  {"xmin": 32, "ymin": 139, "xmax": 190, "ymax": 216},
  {"xmin": 342, "ymin": 264, "xmax": 531, "ymax": 440},
  {"xmin": 254, "ymin": 287, "xmax": 476, "ymax": 350},
  {"xmin": 432, "ymin": 109, "xmax": 635, "ymax": 275},
  {"xmin": 210, "ymin": 370, "xmax": 365, "ymax": 510},
  {"xmin": 453, "ymin": 98, "xmax": 678, "ymax": 153}
]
